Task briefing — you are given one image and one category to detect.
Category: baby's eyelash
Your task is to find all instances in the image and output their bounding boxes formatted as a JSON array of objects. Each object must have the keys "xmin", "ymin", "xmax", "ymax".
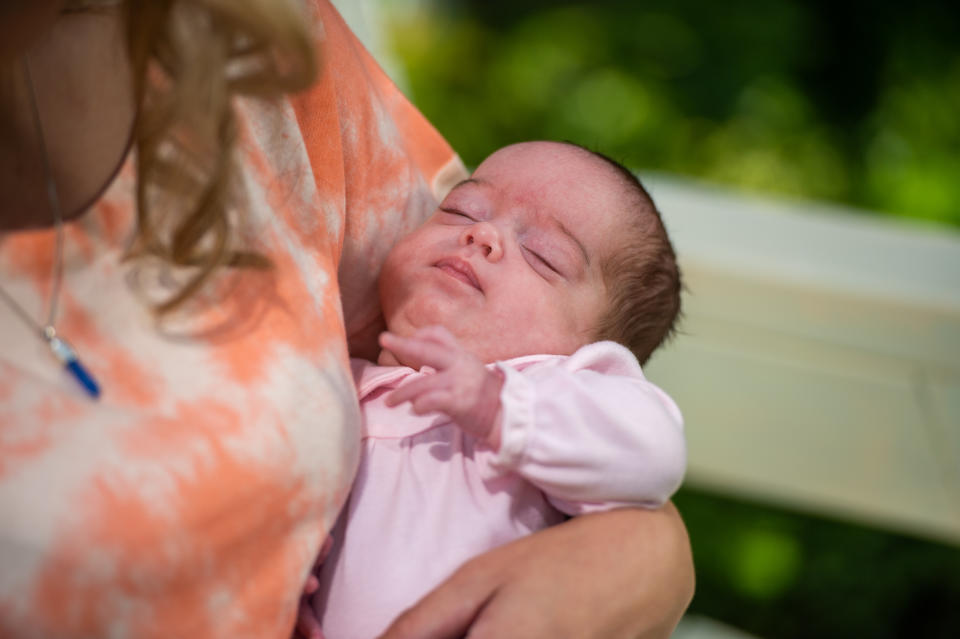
[
  {"xmin": 527, "ymin": 248, "xmax": 560, "ymax": 275},
  {"xmin": 440, "ymin": 207, "xmax": 474, "ymax": 220}
]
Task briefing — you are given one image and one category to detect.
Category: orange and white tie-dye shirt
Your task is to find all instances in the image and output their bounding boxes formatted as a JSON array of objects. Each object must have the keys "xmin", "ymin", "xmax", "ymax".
[{"xmin": 0, "ymin": 2, "xmax": 464, "ymax": 637}]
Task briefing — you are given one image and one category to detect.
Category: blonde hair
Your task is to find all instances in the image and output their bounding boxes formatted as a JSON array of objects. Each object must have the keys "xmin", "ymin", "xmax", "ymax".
[{"xmin": 111, "ymin": 0, "xmax": 317, "ymax": 313}]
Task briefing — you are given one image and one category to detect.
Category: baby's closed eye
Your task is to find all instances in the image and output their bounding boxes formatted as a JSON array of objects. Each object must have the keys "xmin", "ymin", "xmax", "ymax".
[{"xmin": 522, "ymin": 245, "xmax": 563, "ymax": 278}]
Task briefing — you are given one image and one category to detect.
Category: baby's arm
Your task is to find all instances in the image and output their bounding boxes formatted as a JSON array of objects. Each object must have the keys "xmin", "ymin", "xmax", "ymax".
[
  {"xmin": 494, "ymin": 341, "xmax": 686, "ymax": 512},
  {"xmin": 381, "ymin": 328, "xmax": 686, "ymax": 512},
  {"xmin": 380, "ymin": 327, "xmax": 506, "ymax": 448}
]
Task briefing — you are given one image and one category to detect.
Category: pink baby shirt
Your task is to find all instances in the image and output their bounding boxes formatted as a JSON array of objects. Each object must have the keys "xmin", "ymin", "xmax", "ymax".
[{"xmin": 314, "ymin": 341, "xmax": 686, "ymax": 639}]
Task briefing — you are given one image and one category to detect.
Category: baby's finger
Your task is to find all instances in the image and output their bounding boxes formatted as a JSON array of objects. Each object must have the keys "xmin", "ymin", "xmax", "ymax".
[
  {"xmin": 380, "ymin": 332, "xmax": 455, "ymax": 371},
  {"xmin": 410, "ymin": 389, "xmax": 456, "ymax": 417},
  {"xmin": 384, "ymin": 372, "xmax": 449, "ymax": 407},
  {"xmin": 303, "ymin": 574, "xmax": 320, "ymax": 596},
  {"xmin": 409, "ymin": 325, "xmax": 457, "ymax": 347}
]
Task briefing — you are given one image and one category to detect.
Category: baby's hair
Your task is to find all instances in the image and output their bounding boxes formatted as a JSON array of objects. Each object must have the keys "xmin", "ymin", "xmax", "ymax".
[{"xmin": 564, "ymin": 143, "xmax": 682, "ymax": 365}]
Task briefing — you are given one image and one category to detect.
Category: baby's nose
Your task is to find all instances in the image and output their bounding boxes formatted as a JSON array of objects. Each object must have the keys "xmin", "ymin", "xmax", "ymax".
[{"xmin": 461, "ymin": 222, "xmax": 503, "ymax": 261}]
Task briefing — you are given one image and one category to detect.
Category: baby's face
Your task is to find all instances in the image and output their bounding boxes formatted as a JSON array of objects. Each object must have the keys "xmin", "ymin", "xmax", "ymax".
[{"xmin": 378, "ymin": 141, "xmax": 627, "ymax": 363}]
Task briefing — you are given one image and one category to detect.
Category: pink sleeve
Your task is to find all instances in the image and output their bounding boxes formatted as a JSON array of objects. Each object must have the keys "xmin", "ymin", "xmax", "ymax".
[{"xmin": 491, "ymin": 342, "xmax": 686, "ymax": 515}]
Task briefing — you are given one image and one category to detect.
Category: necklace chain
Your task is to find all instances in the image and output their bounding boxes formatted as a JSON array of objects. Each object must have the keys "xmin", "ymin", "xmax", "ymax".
[{"xmin": 0, "ymin": 55, "xmax": 101, "ymax": 399}]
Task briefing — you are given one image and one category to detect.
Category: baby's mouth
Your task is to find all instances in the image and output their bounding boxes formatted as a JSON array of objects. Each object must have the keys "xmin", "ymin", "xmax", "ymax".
[{"xmin": 434, "ymin": 258, "xmax": 481, "ymax": 291}]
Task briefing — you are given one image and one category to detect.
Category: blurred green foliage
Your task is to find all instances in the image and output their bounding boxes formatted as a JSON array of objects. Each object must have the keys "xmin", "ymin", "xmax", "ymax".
[
  {"xmin": 385, "ymin": 0, "xmax": 960, "ymax": 228},
  {"xmin": 675, "ymin": 488, "xmax": 960, "ymax": 638},
  {"xmin": 380, "ymin": 1, "xmax": 960, "ymax": 636}
]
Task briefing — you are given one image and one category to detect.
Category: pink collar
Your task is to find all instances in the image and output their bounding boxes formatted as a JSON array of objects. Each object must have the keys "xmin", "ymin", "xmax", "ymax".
[{"xmin": 351, "ymin": 352, "xmax": 562, "ymax": 401}]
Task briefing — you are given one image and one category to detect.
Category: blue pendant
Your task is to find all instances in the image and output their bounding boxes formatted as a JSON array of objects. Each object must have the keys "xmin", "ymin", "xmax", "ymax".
[{"xmin": 47, "ymin": 334, "xmax": 101, "ymax": 399}]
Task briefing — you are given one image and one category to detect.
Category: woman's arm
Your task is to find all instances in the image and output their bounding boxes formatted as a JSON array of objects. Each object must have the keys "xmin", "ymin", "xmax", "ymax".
[{"xmin": 377, "ymin": 503, "xmax": 695, "ymax": 639}]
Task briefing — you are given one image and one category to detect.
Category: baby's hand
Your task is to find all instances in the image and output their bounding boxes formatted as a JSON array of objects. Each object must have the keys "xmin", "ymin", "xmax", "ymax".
[{"xmin": 380, "ymin": 327, "xmax": 505, "ymax": 448}]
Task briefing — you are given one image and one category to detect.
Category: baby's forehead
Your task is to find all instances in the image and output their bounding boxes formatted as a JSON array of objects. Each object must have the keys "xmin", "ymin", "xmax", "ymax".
[
  {"xmin": 473, "ymin": 144, "xmax": 630, "ymax": 202},
  {"xmin": 479, "ymin": 141, "xmax": 614, "ymax": 174}
]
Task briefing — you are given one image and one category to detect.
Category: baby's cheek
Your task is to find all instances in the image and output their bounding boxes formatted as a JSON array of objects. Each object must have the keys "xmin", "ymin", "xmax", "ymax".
[{"xmin": 501, "ymin": 300, "xmax": 573, "ymax": 354}]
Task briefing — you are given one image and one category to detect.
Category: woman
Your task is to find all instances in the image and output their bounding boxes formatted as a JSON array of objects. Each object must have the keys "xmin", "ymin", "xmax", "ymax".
[{"xmin": 0, "ymin": 1, "xmax": 694, "ymax": 637}]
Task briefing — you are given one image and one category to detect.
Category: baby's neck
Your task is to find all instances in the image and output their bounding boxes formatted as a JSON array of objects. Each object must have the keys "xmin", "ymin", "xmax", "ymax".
[{"xmin": 376, "ymin": 349, "xmax": 401, "ymax": 367}]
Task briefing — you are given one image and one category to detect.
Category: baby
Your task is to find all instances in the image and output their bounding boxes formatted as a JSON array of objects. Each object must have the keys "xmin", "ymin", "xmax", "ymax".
[{"xmin": 302, "ymin": 141, "xmax": 686, "ymax": 639}]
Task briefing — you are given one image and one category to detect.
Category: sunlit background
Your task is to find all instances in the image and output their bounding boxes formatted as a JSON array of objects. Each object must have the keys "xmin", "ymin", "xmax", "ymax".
[
  {"xmin": 383, "ymin": 0, "xmax": 960, "ymax": 230},
  {"xmin": 334, "ymin": 1, "xmax": 960, "ymax": 637}
]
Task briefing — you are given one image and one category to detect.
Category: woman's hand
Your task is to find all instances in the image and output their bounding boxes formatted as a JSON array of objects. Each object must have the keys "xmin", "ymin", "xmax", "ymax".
[{"xmin": 376, "ymin": 504, "xmax": 694, "ymax": 639}]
